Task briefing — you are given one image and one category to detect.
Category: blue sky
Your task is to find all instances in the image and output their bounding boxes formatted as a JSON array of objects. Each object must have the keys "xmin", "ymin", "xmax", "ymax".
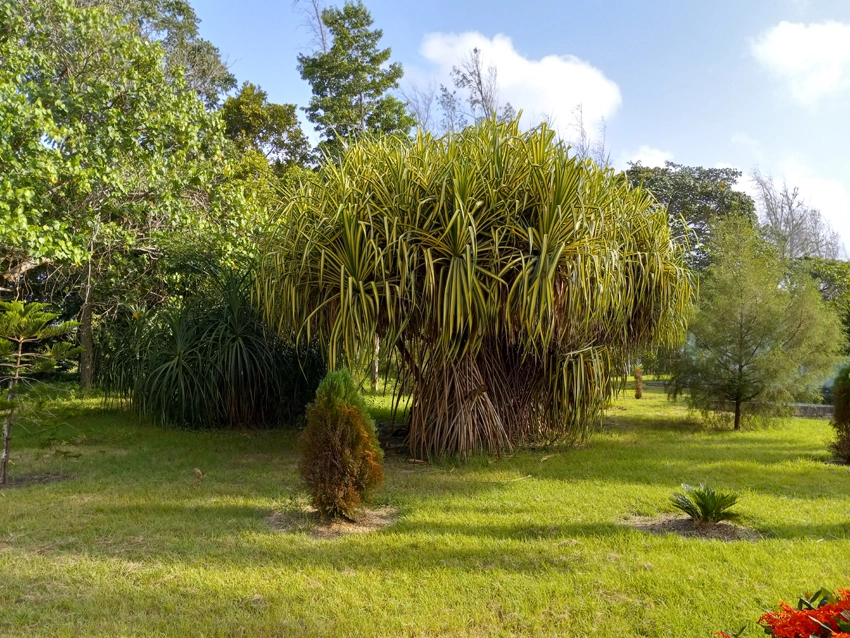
[{"xmin": 193, "ymin": 0, "xmax": 850, "ymax": 249}]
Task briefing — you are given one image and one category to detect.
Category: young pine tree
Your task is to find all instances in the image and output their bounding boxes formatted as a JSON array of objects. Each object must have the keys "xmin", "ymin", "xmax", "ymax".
[
  {"xmin": 669, "ymin": 217, "xmax": 844, "ymax": 429},
  {"xmin": 298, "ymin": 368, "xmax": 383, "ymax": 519},
  {"xmin": 0, "ymin": 302, "xmax": 80, "ymax": 484}
]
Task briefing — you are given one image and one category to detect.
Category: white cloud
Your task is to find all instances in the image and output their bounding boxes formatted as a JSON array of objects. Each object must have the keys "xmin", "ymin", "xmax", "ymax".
[
  {"xmin": 751, "ymin": 21, "xmax": 850, "ymax": 105},
  {"xmin": 616, "ymin": 145, "xmax": 673, "ymax": 169},
  {"xmin": 417, "ymin": 32, "xmax": 621, "ymax": 137}
]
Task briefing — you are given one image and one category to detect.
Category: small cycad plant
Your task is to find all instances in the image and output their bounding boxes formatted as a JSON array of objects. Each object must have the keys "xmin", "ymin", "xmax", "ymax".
[
  {"xmin": 299, "ymin": 369, "xmax": 384, "ymax": 520},
  {"xmin": 669, "ymin": 483, "xmax": 739, "ymax": 525}
]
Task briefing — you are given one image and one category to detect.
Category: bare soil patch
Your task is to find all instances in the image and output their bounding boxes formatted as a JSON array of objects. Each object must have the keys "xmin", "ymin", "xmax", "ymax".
[
  {"xmin": 0, "ymin": 473, "xmax": 73, "ymax": 490},
  {"xmin": 623, "ymin": 513, "xmax": 762, "ymax": 542},
  {"xmin": 267, "ymin": 505, "xmax": 399, "ymax": 540}
]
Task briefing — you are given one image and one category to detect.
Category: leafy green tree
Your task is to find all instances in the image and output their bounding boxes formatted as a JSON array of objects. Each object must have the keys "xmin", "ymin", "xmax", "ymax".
[
  {"xmin": 0, "ymin": 302, "xmax": 80, "ymax": 484},
  {"xmin": 222, "ymin": 82, "xmax": 312, "ymax": 176},
  {"xmin": 78, "ymin": 0, "xmax": 236, "ymax": 106},
  {"xmin": 0, "ymin": 0, "xmax": 237, "ymax": 387},
  {"xmin": 297, "ymin": 0, "xmax": 414, "ymax": 156},
  {"xmin": 800, "ymin": 257, "xmax": 850, "ymax": 354},
  {"xmin": 669, "ymin": 217, "xmax": 844, "ymax": 430},
  {"xmin": 625, "ymin": 162, "xmax": 756, "ymax": 269}
]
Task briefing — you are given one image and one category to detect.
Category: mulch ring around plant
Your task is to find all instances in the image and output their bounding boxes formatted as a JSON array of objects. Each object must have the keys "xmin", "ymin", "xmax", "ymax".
[
  {"xmin": 267, "ymin": 505, "xmax": 399, "ymax": 540},
  {"xmin": 622, "ymin": 513, "xmax": 762, "ymax": 542},
  {"xmin": 0, "ymin": 473, "xmax": 73, "ymax": 490}
]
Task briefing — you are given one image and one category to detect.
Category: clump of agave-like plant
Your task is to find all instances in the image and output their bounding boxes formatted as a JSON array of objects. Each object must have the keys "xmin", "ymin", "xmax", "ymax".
[{"xmin": 259, "ymin": 117, "xmax": 694, "ymax": 458}]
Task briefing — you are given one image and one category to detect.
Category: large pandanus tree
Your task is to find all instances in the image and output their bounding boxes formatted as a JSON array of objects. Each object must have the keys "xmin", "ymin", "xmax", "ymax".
[{"xmin": 258, "ymin": 119, "xmax": 694, "ymax": 458}]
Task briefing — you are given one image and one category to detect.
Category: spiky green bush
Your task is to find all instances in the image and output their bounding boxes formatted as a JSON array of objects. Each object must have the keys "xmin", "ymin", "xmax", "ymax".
[
  {"xmin": 94, "ymin": 269, "xmax": 324, "ymax": 428},
  {"xmin": 299, "ymin": 369, "xmax": 384, "ymax": 520},
  {"xmin": 259, "ymin": 118, "xmax": 694, "ymax": 458},
  {"xmin": 669, "ymin": 484, "xmax": 739, "ymax": 525}
]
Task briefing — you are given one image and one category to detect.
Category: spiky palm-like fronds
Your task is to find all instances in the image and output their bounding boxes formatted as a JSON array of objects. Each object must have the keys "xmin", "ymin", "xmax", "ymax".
[
  {"xmin": 94, "ymin": 270, "xmax": 325, "ymax": 429},
  {"xmin": 669, "ymin": 484, "xmax": 739, "ymax": 525},
  {"xmin": 259, "ymin": 118, "xmax": 695, "ymax": 458}
]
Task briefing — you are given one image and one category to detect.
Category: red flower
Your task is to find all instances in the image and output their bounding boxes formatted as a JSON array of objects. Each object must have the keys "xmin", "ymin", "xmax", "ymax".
[{"xmin": 757, "ymin": 590, "xmax": 850, "ymax": 638}]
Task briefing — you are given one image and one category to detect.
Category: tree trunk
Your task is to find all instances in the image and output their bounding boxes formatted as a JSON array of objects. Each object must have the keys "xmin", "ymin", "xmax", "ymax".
[
  {"xmin": 371, "ymin": 335, "xmax": 380, "ymax": 393},
  {"xmin": 1, "ymin": 402, "xmax": 15, "ymax": 486},
  {"xmin": 79, "ymin": 268, "xmax": 94, "ymax": 389},
  {"xmin": 733, "ymin": 400, "xmax": 742, "ymax": 430},
  {"xmin": 1, "ymin": 346, "xmax": 21, "ymax": 485}
]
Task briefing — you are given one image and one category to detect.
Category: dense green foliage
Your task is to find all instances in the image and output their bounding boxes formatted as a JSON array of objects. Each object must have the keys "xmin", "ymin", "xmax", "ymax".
[
  {"xmin": 0, "ymin": 386, "xmax": 848, "ymax": 636},
  {"xmin": 830, "ymin": 364, "xmax": 850, "ymax": 462},
  {"xmin": 298, "ymin": 369, "xmax": 383, "ymax": 519},
  {"xmin": 79, "ymin": 0, "xmax": 236, "ymax": 106},
  {"xmin": 94, "ymin": 270, "xmax": 324, "ymax": 428},
  {"xmin": 222, "ymin": 82, "xmax": 312, "ymax": 176},
  {"xmin": 669, "ymin": 483, "xmax": 739, "ymax": 525},
  {"xmin": 0, "ymin": 0, "xmax": 253, "ymax": 388},
  {"xmin": 0, "ymin": 302, "xmax": 80, "ymax": 483},
  {"xmin": 803, "ymin": 257, "xmax": 850, "ymax": 353},
  {"xmin": 0, "ymin": 0, "xmax": 226, "ymax": 270},
  {"xmin": 670, "ymin": 217, "xmax": 844, "ymax": 429},
  {"xmin": 260, "ymin": 118, "xmax": 694, "ymax": 458},
  {"xmin": 297, "ymin": 0, "xmax": 414, "ymax": 156},
  {"xmin": 625, "ymin": 162, "xmax": 756, "ymax": 269}
]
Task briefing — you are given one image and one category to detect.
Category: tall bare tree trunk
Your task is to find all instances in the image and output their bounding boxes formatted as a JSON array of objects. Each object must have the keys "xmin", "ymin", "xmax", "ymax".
[
  {"xmin": 733, "ymin": 400, "xmax": 742, "ymax": 431},
  {"xmin": 371, "ymin": 335, "xmax": 380, "ymax": 393},
  {"xmin": 1, "ymin": 344, "xmax": 22, "ymax": 485},
  {"xmin": 79, "ymin": 261, "xmax": 94, "ymax": 389},
  {"xmin": 1, "ymin": 395, "xmax": 16, "ymax": 486}
]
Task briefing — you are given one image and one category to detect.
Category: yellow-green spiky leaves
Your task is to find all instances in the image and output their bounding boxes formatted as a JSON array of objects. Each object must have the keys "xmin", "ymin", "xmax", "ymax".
[{"xmin": 259, "ymin": 119, "xmax": 694, "ymax": 457}]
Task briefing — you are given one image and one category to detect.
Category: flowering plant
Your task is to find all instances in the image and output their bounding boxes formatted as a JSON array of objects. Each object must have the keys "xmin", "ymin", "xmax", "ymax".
[{"xmin": 717, "ymin": 589, "xmax": 850, "ymax": 637}]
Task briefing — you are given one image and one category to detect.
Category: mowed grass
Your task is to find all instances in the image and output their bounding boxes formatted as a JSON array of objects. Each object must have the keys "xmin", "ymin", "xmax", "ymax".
[{"xmin": 0, "ymin": 384, "xmax": 848, "ymax": 637}]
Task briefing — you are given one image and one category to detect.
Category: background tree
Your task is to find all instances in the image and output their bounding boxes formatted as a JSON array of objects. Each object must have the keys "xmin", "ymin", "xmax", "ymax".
[
  {"xmin": 669, "ymin": 216, "xmax": 844, "ymax": 430},
  {"xmin": 752, "ymin": 169, "xmax": 843, "ymax": 260},
  {"xmin": 404, "ymin": 48, "xmax": 516, "ymax": 136},
  {"xmin": 568, "ymin": 104, "xmax": 607, "ymax": 166},
  {"xmin": 78, "ymin": 0, "xmax": 236, "ymax": 106},
  {"xmin": 222, "ymin": 82, "xmax": 312, "ymax": 176},
  {"xmin": 800, "ymin": 257, "xmax": 850, "ymax": 354},
  {"xmin": 625, "ymin": 162, "xmax": 756, "ymax": 269},
  {"xmin": 0, "ymin": 0, "xmax": 238, "ymax": 387},
  {"xmin": 400, "ymin": 81, "xmax": 438, "ymax": 133},
  {"xmin": 297, "ymin": 0, "xmax": 414, "ymax": 156},
  {"xmin": 436, "ymin": 85, "xmax": 468, "ymax": 134},
  {"xmin": 0, "ymin": 302, "xmax": 80, "ymax": 484},
  {"xmin": 450, "ymin": 47, "xmax": 515, "ymax": 123}
]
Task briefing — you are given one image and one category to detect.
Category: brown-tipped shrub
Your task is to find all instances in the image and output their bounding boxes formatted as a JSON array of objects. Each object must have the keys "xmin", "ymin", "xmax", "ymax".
[
  {"xmin": 299, "ymin": 369, "xmax": 384, "ymax": 519},
  {"xmin": 634, "ymin": 365, "xmax": 643, "ymax": 400},
  {"xmin": 830, "ymin": 365, "xmax": 850, "ymax": 462}
]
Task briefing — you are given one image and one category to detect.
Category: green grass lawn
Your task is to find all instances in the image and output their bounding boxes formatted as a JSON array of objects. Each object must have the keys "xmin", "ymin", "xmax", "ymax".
[{"xmin": 0, "ymin": 385, "xmax": 847, "ymax": 637}]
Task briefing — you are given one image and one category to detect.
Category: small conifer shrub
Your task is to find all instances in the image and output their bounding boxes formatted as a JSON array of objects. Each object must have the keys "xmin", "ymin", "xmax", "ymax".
[
  {"xmin": 634, "ymin": 365, "xmax": 643, "ymax": 400},
  {"xmin": 831, "ymin": 365, "xmax": 850, "ymax": 463},
  {"xmin": 299, "ymin": 369, "xmax": 384, "ymax": 519}
]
